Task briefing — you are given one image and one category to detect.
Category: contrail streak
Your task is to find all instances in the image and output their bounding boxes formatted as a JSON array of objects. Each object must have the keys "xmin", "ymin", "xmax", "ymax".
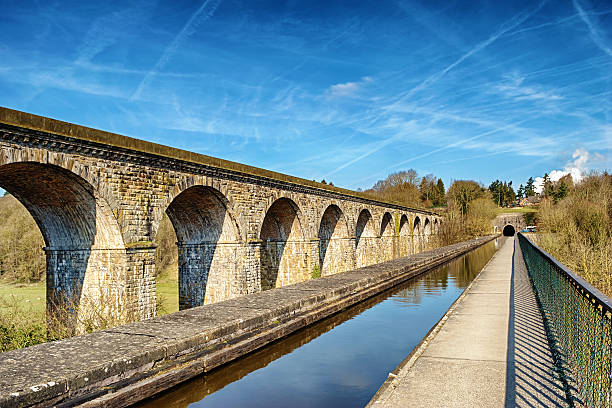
[
  {"xmin": 324, "ymin": 136, "xmax": 397, "ymax": 178},
  {"xmin": 131, "ymin": 0, "xmax": 222, "ymax": 100},
  {"xmin": 385, "ymin": 0, "xmax": 549, "ymax": 109},
  {"xmin": 572, "ymin": 0, "xmax": 612, "ymax": 57}
]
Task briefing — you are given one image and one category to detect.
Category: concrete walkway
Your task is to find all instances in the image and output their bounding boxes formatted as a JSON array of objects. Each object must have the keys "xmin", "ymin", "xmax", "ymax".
[{"xmin": 368, "ymin": 237, "xmax": 568, "ymax": 407}]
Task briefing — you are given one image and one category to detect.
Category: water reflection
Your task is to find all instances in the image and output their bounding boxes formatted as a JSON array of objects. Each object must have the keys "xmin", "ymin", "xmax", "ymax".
[{"xmin": 137, "ymin": 239, "xmax": 500, "ymax": 408}]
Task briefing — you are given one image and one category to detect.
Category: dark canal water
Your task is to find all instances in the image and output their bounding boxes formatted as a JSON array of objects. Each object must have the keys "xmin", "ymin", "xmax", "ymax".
[{"xmin": 137, "ymin": 238, "xmax": 501, "ymax": 408}]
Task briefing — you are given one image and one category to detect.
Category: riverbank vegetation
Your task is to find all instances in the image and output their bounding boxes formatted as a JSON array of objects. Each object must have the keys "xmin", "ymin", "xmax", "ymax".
[
  {"xmin": 361, "ymin": 170, "xmax": 446, "ymax": 208},
  {"xmin": 535, "ymin": 172, "xmax": 611, "ymax": 297},
  {"xmin": 433, "ymin": 180, "xmax": 498, "ymax": 247}
]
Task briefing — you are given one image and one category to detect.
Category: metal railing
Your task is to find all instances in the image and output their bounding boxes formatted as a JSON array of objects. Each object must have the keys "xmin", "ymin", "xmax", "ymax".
[{"xmin": 518, "ymin": 233, "xmax": 612, "ymax": 407}]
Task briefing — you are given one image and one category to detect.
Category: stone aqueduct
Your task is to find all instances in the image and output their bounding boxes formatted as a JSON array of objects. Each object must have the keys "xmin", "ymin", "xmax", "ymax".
[{"xmin": 0, "ymin": 107, "xmax": 440, "ymax": 328}]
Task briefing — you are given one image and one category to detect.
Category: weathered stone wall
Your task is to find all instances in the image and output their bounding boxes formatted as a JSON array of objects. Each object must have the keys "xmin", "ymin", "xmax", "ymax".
[
  {"xmin": 0, "ymin": 108, "xmax": 441, "ymax": 329},
  {"xmin": 493, "ymin": 213, "xmax": 526, "ymax": 235}
]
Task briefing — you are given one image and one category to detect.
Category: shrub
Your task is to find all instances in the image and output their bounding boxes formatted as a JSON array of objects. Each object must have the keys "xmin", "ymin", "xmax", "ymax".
[
  {"xmin": 311, "ymin": 264, "xmax": 321, "ymax": 279},
  {"xmin": 535, "ymin": 172, "xmax": 612, "ymax": 296}
]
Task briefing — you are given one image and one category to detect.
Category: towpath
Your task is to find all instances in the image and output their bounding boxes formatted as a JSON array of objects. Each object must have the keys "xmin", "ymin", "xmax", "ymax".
[{"xmin": 368, "ymin": 237, "xmax": 568, "ymax": 407}]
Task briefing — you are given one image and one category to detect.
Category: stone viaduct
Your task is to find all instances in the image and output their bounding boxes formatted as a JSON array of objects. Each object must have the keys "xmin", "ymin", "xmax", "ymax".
[{"xmin": 0, "ymin": 107, "xmax": 440, "ymax": 331}]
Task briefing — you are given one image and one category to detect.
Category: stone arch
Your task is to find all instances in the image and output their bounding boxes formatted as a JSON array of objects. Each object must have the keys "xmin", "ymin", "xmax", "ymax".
[
  {"xmin": 318, "ymin": 204, "xmax": 351, "ymax": 276},
  {"xmin": 423, "ymin": 217, "xmax": 432, "ymax": 249},
  {"xmin": 413, "ymin": 215, "xmax": 422, "ymax": 253},
  {"xmin": 0, "ymin": 147, "xmax": 124, "ymax": 238},
  {"xmin": 154, "ymin": 176, "xmax": 244, "ymax": 242},
  {"xmin": 355, "ymin": 209, "xmax": 376, "ymax": 268},
  {"xmin": 380, "ymin": 212, "xmax": 395, "ymax": 261},
  {"xmin": 399, "ymin": 214, "xmax": 410, "ymax": 256},
  {"xmin": 161, "ymin": 185, "xmax": 243, "ymax": 309},
  {"xmin": 260, "ymin": 197, "xmax": 307, "ymax": 290},
  {"xmin": 0, "ymin": 161, "xmax": 127, "ymax": 332}
]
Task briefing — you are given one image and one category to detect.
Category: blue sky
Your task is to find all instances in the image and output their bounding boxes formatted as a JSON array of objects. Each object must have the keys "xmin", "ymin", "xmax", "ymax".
[{"xmin": 0, "ymin": 0, "xmax": 610, "ymax": 191}]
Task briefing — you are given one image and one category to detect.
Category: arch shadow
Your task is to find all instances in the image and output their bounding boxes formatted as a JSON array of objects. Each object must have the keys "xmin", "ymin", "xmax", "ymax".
[
  {"xmin": 413, "ymin": 216, "xmax": 422, "ymax": 253},
  {"xmin": 399, "ymin": 214, "xmax": 410, "ymax": 256},
  {"xmin": 318, "ymin": 204, "xmax": 349, "ymax": 276},
  {"xmin": 355, "ymin": 209, "xmax": 376, "ymax": 268},
  {"xmin": 260, "ymin": 198, "xmax": 304, "ymax": 290},
  {"xmin": 163, "ymin": 185, "xmax": 239, "ymax": 309},
  {"xmin": 0, "ymin": 162, "xmax": 124, "ymax": 332},
  {"xmin": 380, "ymin": 212, "xmax": 394, "ymax": 261}
]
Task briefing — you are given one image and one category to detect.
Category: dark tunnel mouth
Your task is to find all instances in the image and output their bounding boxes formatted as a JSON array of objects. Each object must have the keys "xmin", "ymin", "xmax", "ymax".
[{"xmin": 503, "ymin": 225, "xmax": 516, "ymax": 236}]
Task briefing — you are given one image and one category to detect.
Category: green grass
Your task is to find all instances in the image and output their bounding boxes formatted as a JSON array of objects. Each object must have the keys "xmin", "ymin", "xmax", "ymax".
[
  {"xmin": 0, "ymin": 280, "xmax": 180, "ymax": 317},
  {"xmin": 156, "ymin": 277, "xmax": 179, "ymax": 315},
  {"xmin": 0, "ymin": 281, "xmax": 45, "ymax": 319},
  {"xmin": 496, "ymin": 207, "xmax": 538, "ymax": 214}
]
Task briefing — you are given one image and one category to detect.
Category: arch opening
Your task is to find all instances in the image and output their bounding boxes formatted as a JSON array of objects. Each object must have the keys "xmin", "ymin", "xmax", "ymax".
[
  {"xmin": 0, "ymin": 162, "xmax": 126, "ymax": 333},
  {"xmin": 355, "ymin": 209, "xmax": 376, "ymax": 268},
  {"xmin": 503, "ymin": 224, "xmax": 516, "ymax": 236},
  {"xmin": 162, "ymin": 186, "xmax": 239, "ymax": 310},
  {"xmin": 399, "ymin": 214, "xmax": 410, "ymax": 257},
  {"xmin": 318, "ymin": 205, "xmax": 350, "ymax": 276},
  {"xmin": 260, "ymin": 198, "xmax": 304, "ymax": 290},
  {"xmin": 380, "ymin": 212, "xmax": 395, "ymax": 262},
  {"xmin": 413, "ymin": 216, "xmax": 423, "ymax": 253},
  {"xmin": 423, "ymin": 218, "xmax": 432, "ymax": 250}
]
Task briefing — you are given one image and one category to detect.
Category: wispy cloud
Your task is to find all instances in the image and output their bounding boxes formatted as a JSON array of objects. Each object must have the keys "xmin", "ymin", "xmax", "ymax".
[
  {"xmin": 326, "ymin": 76, "xmax": 373, "ymax": 98},
  {"xmin": 388, "ymin": 0, "xmax": 549, "ymax": 105},
  {"xmin": 572, "ymin": 0, "xmax": 612, "ymax": 57},
  {"xmin": 494, "ymin": 74, "xmax": 563, "ymax": 101},
  {"xmin": 323, "ymin": 134, "xmax": 398, "ymax": 178},
  {"xmin": 131, "ymin": 0, "xmax": 223, "ymax": 100}
]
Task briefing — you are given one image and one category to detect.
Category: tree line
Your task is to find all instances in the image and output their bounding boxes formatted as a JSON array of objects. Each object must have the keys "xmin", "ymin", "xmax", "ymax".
[{"xmin": 359, "ymin": 170, "xmax": 446, "ymax": 208}]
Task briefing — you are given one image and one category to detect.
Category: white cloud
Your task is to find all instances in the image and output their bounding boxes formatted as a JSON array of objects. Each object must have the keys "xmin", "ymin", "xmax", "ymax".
[
  {"xmin": 326, "ymin": 76, "xmax": 373, "ymax": 98},
  {"xmin": 534, "ymin": 147, "xmax": 592, "ymax": 193}
]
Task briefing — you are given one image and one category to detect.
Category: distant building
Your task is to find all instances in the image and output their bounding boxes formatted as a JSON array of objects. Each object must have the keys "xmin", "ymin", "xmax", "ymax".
[{"xmin": 520, "ymin": 196, "xmax": 540, "ymax": 206}]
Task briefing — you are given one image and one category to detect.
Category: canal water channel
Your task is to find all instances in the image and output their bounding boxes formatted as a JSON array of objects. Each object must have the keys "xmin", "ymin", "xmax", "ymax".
[{"xmin": 137, "ymin": 238, "xmax": 501, "ymax": 408}]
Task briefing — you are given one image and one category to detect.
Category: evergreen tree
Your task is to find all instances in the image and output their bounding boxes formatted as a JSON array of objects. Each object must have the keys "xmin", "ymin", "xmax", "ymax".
[
  {"xmin": 525, "ymin": 177, "xmax": 535, "ymax": 196},
  {"xmin": 554, "ymin": 181, "xmax": 568, "ymax": 202},
  {"xmin": 543, "ymin": 173, "xmax": 554, "ymax": 197},
  {"xmin": 434, "ymin": 178, "xmax": 445, "ymax": 206}
]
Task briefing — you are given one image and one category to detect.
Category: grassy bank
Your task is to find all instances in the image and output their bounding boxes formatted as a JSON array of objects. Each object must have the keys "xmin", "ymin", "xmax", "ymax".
[
  {"xmin": 156, "ymin": 278, "xmax": 179, "ymax": 315},
  {"xmin": 496, "ymin": 207, "xmax": 537, "ymax": 214},
  {"xmin": 0, "ymin": 281, "xmax": 46, "ymax": 352},
  {"xmin": 0, "ymin": 279, "xmax": 179, "ymax": 352}
]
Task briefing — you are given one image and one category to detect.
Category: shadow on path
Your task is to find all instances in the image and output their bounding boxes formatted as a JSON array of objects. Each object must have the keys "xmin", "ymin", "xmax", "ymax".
[{"xmin": 505, "ymin": 237, "xmax": 568, "ymax": 407}]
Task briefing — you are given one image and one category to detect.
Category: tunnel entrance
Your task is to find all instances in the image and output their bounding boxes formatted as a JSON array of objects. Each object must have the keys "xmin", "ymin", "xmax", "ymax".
[{"xmin": 503, "ymin": 225, "xmax": 516, "ymax": 236}]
